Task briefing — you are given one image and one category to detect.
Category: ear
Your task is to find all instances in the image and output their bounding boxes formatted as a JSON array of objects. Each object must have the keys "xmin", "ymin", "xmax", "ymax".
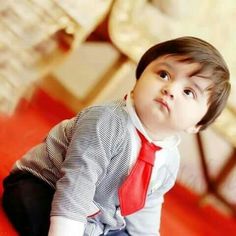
[{"xmin": 185, "ymin": 125, "xmax": 201, "ymax": 134}]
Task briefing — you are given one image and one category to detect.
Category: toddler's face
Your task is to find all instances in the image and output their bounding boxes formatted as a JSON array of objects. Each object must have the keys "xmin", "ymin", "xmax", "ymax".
[{"xmin": 132, "ymin": 55, "xmax": 212, "ymax": 139}]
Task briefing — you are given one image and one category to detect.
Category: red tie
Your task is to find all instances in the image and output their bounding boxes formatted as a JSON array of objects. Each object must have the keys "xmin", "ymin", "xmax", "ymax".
[{"xmin": 118, "ymin": 129, "xmax": 162, "ymax": 216}]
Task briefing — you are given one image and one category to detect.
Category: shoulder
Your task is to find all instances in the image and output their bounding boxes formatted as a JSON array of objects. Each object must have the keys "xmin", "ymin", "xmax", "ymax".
[
  {"xmin": 73, "ymin": 100, "xmax": 129, "ymax": 144},
  {"xmin": 162, "ymin": 146, "xmax": 181, "ymax": 172},
  {"xmin": 75, "ymin": 99, "xmax": 128, "ymax": 127},
  {"xmin": 162, "ymin": 135, "xmax": 181, "ymax": 166},
  {"xmin": 162, "ymin": 146, "xmax": 181, "ymax": 188},
  {"xmin": 70, "ymin": 100, "xmax": 130, "ymax": 155}
]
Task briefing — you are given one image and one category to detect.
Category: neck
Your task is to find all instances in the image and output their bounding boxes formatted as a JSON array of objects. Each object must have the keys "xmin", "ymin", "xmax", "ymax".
[{"xmin": 143, "ymin": 125, "xmax": 178, "ymax": 141}]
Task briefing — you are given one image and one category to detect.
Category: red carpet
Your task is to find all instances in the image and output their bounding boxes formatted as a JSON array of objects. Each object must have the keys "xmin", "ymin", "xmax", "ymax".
[
  {"xmin": 0, "ymin": 89, "xmax": 236, "ymax": 235},
  {"xmin": 161, "ymin": 184, "xmax": 236, "ymax": 236}
]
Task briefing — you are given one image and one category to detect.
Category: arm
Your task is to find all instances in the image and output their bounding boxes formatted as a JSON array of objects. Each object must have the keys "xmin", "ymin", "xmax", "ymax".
[
  {"xmin": 48, "ymin": 216, "xmax": 85, "ymax": 236},
  {"xmin": 49, "ymin": 106, "xmax": 125, "ymax": 236}
]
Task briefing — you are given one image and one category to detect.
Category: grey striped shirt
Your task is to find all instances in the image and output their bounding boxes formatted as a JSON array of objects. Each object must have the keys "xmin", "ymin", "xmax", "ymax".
[{"xmin": 12, "ymin": 99, "xmax": 180, "ymax": 236}]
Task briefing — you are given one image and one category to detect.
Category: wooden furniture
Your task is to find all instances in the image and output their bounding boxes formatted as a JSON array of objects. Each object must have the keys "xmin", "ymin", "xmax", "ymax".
[
  {"xmin": 0, "ymin": 0, "xmax": 113, "ymax": 114},
  {"xmin": 197, "ymin": 106, "xmax": 236, "ymax": 215}
]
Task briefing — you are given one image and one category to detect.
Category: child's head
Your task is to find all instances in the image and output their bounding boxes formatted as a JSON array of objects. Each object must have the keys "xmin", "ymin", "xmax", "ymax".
[{"xmin": 134, "ymin": 36, "xmax": 230, "ymax": 133}]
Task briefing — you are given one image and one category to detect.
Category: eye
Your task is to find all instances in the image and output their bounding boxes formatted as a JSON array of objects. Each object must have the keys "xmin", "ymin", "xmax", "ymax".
[
  {"xmin": 158, "ymin": 70, "xmax": 170, "ymax": 81},
  {"xmin": 184, "ymin": 89, "xmax": 196, "ymax": 99}
]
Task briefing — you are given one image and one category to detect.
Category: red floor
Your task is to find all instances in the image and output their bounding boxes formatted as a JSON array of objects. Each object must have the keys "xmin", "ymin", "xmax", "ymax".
[
  {"xmin": 0, "ymin": 89, "xmax": 236, "ymax": 235},
  {"xmin": 161, "ymin": 184, "xmax": 236, "ymax": 236}
]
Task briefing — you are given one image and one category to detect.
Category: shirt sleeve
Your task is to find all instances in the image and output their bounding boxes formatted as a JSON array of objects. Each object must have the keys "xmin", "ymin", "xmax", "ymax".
[
  {"xmin": 48, "ymin": 216, "xmax": 85, "ymax": 236},
  {"xmin": 50, "ymin": 106, "xmax": 125, "ymax": 223}
]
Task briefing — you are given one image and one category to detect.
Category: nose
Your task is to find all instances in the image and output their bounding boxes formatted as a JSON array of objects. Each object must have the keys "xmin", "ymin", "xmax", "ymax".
[{"xmin": 161, "ymin": 87, "xmax": 174, "ymax": 99}]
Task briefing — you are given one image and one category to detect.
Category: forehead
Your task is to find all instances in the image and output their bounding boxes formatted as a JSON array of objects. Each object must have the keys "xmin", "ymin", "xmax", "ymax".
[
  {"xmin": 149, "ymin": 55, "xmax": 200, "ymax": 70},
  {"xmin": 149, "ymin": 55, "xmax": 213, "ymax": 76}
]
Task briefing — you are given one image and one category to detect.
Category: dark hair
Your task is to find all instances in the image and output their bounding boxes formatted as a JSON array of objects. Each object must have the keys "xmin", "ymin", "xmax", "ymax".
[{"xmin": 135, "ymin": 36, "xmax": 231, "ymax": 130}]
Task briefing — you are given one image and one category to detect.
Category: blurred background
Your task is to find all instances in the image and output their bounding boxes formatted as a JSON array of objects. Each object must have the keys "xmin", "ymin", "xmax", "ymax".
[{"xmin": 0, "ymin": 0, "xmax": 236, "ymax": 235}]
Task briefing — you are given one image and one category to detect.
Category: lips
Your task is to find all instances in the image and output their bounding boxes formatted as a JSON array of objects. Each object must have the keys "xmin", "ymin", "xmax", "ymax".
[{"xmin": 154, "ymin": 98, "xmax": 170, "ymax": 112}]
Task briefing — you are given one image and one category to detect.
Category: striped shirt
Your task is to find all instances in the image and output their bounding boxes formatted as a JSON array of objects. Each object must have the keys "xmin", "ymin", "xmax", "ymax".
[{"xmin": 11, "ymin": 95, "xmax": 180, "ymax": 236}]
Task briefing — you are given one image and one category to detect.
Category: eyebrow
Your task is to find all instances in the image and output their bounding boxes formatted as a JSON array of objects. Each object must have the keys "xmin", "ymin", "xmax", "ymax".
[
  {"xmin": 157, "ymin": 62, "xmax": 175, "ymax": 72},
  {"xmin": 190, "ymin": 80, "xmax": 204, "ymax": 94},
  {"xmin": 189, "ymin": 76, "xmax": 211, "ymax": 95}
]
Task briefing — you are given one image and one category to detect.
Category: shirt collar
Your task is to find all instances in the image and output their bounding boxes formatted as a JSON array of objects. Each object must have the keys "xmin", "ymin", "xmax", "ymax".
[{"xmin": 125, "ymin": 92, "xmax": 180, "ymax": 149}]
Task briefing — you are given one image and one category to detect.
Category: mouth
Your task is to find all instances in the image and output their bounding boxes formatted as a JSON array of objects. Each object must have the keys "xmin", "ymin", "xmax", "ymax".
[{"xmin": 154, "ymin": 98, "xmax": 170, "ymax": 113}]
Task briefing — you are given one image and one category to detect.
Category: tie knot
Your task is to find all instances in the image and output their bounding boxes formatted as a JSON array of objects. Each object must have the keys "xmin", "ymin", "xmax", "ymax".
[
  {"xmin": 142, "ymin": 141, "xmax": 161, "ymax": 152},
  {"xmin": 136, "ymin": 129, "xmax": 161, "ymax": 165}
]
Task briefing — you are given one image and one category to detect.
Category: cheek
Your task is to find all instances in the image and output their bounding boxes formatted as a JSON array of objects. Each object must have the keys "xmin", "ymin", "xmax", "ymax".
[
  {"xmin": 133, "ymin": 82, "xmax": 150, "ymax": 104},
  {"xmin": 133, "ymin": 89, "xmax": 144, "ymax": 115},
  {"xmin": 173, "ymin": 102, "xmax": 202, "ymax": 120},
  {"xmin": 180, "ymin": 105, "xmax": 208, "ymax": 125},
  {"xmin": 196, "ymin": 100, "xmax": 209, "ymax": 118}
]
